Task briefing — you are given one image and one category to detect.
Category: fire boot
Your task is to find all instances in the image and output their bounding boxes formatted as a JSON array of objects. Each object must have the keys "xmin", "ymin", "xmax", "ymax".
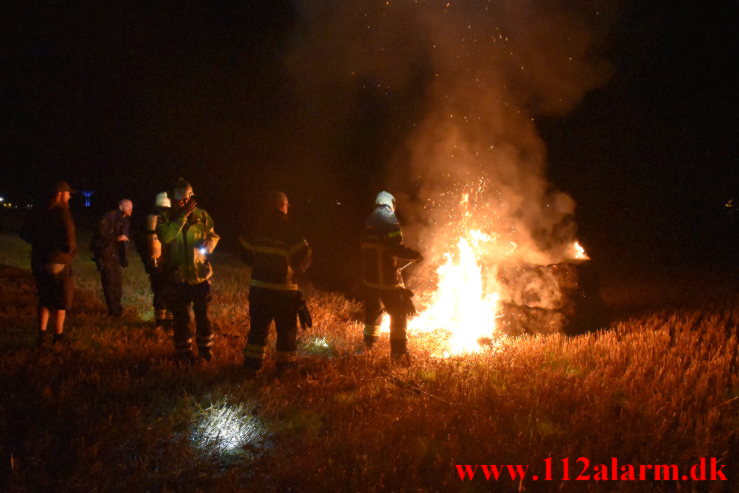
[
  {"xmin": 175, "ymin": 336, "xmax": 196, "ymax": 367},
  {"xmin": 243, "ymin": 344, "xmax": 266, "ymax": 379},
  {"xmin": 155, "ymin": 309, "xmax": 168, "ymax": 330},
  {"xmin": 390, "ymin": 338, "xmax": 411, "ymax": 365},
  {"xmin": 199, "ymin": 348, "xmax": 213, "ymax": 362},
  {"xmin": 275, "ymin": 349, "xmax": 297, "ymax": 377},
  {"xmin": 363, "ymin": 324, "xmax": 380, "ymax": 348},
  {"xmin": 197, "ymin": 333, "xmax": 215, "ymax": 362}
]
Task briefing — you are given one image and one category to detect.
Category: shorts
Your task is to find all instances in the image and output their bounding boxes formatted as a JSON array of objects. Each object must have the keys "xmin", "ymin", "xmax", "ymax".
[{"xmin": 33, "ymin": 263, "xmax": 74, "ymax": 310}]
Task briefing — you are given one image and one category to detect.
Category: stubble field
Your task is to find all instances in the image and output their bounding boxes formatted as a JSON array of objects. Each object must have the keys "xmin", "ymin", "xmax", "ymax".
[{"xmin": 0, "ymin": 232, "xmax": 736, "ymax": 492}]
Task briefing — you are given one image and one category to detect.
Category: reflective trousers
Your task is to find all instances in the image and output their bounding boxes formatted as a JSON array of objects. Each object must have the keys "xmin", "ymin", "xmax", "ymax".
[
  {"xmin": 165, "ymin": 281, "xmax": 214, "ymax": 356},
  {"xmin": 244, "ymin": 287, "xmax": 300, "ymax": 369},
  {"xmin": 363, "ymin": 288, "xmax": 408, "ymax": 355}
]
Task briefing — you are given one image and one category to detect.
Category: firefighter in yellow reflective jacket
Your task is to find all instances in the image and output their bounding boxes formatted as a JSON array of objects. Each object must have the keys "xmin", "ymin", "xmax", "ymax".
[
  {"xmin": 157, "ymin": 179, "xmax": 220, "ymax": 364},
  {"xmin": 362, "ymin": 191, "xmax": 422, "ymax": 361},
  {"xmin": 239, "ymin": 191, "xmax": 311, "ymax": 375}
]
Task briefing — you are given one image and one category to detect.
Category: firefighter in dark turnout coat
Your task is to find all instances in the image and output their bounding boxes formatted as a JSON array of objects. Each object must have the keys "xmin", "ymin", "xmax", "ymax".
[
  {"xmin": 362, "ymin": 191, "xmax": 422, "ymax": 361},
  {"xmin": 239, "ymin": 191, "xmax": 311, "ymax": 374}
]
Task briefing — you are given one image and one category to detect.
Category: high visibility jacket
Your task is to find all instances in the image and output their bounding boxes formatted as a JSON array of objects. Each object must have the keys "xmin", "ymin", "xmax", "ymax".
[
  {"xmin": 239, "ymin": 209, "xmax": 311, "ymax": 291},
  {"xmin": 361, "ymin": 205, "xmax": 420, "ymax": 290},
  {"xmin": 157, "ymin": 207, "xmax": 220, "ymax": 284}
]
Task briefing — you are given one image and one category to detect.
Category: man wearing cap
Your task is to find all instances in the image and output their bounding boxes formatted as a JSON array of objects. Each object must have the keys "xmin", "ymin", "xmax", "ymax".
[
  {"xmin": 20, "ymin": 181, "xmax": 77, "ymax": 348},
  {"xmin": 239, "ymin": 191, "xmax": 312, "ymax": 376},
  {"xmin": 361, "ymin": 191, "xmax": 422, "ymax": 362},
  {"xmin": 91, "ymin": 198, "xmax": 133, "ymax": 316},
  {"xmin": 157, "ymin": 179, "xmax": 220, "ymax": 364}
]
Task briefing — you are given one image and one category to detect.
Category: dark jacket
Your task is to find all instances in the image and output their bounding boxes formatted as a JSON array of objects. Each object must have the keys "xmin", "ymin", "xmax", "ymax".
[
  {"xmin": 21, "ymin": 202, "xmax": 77, "ymax": 265},
  {"xmin": 91, "ymin": 209, "xmax": 130, "ymax": 264},
  {"xmin": 239, "ymin": 209, "xmax": 311, "ymax": 291},
  {"xmin": 361, "ymin": 205, "xmax": 420, "ymax": 289}
]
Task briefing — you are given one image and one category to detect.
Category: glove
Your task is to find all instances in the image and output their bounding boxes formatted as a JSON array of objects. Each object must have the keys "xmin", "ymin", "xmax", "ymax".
[
  {"xmin": 399, "ymin": 288, "xmax": 417, "ymax": 317},
  {"xmin": 297, "ymin": 300, "xmax": 313, "ymax": 330}
]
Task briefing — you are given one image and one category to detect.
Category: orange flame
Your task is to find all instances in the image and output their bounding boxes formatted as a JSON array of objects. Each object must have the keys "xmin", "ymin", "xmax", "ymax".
[{"xmin": 380, "ymin": 228, "xmax": 501, "ymax": 357}]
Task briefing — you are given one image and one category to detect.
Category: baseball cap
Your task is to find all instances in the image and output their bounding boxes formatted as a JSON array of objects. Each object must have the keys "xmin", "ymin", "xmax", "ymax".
[{"xmin": 54, "ymin": 180, "xmax": 76, "ymax": 194}]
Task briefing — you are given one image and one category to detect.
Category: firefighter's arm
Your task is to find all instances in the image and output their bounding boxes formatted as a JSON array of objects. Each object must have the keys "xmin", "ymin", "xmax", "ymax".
[
  {"xmin": 289, "ymin": 235, "xmax": 312, "ymax": 274},
  {"xmin": 202, "ymin": 211, "xmax": 220, "ymax": 253},
  {"xmin": 238, "ymin": 235, "xmax": 256, "ymax": 266},
  {"xmin": 156, "ymin": 212, "xmax": 186, "ymax": 244},
  {"xmin": 385, "ymin": 223, "xmax": 421, "ymax": 261}
]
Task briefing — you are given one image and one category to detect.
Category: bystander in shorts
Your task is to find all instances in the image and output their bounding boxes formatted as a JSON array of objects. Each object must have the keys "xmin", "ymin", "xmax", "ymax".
[{"xmin": 33, "ymin": 263, "xmax": 74, "ymax": 310}]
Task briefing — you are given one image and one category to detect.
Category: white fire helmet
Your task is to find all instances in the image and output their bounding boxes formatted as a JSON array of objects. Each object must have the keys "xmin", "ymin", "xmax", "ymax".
[
  {"xmin": 155, "ymin": 192, "xmax": 171, "ymax": 208},
  {"xmin": 375, "ymin": 191, "xmax": 396, "ymax": 212}
]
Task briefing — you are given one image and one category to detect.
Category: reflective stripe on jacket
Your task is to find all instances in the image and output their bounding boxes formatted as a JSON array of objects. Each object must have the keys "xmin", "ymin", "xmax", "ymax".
[
  {"xmin": 239, "ymin": 210, "xmax": 311, "ymax": 291},
  {"xmin": 361, "ymin": 205, "xmax": 417, "ymax": 290}
]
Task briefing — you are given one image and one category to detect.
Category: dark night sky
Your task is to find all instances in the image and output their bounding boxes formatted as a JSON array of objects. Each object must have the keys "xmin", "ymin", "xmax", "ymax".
[{"xmin": 2, "ymin": 1, "xmax": 737, "ymax": 285}]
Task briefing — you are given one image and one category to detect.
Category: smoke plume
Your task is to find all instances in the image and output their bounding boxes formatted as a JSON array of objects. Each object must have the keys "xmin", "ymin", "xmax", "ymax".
[{"xmin": 287, "ymin": 0, "xmax": 616, "ymax": 265}]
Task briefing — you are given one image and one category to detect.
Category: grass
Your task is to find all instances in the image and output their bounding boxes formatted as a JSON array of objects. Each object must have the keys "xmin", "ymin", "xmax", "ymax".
[{"xmin": 0, "ymin": 232, "xmax": 736, "ymax": 492}]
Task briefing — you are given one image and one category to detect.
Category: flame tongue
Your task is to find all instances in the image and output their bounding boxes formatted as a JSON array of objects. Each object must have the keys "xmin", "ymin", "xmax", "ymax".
[
  {"xmin": 410, "ymin": 234, "xmax": 499, "ymax": 356},
  {"xmin": 378, "ymin": 191, "xmax": 587, "ymax": 357},
  {"xmin": 380, "ymin": 229, "xmax": 500, "ymax": 357}
]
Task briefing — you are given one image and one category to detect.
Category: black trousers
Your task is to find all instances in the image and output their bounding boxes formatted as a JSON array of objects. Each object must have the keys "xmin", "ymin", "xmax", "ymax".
[
  {"xmin": 165, "ymin": 281, "xmax": 214, "ymax": 355},
  {"xmin": 363, "ymin": 288, "xmax": 408, "ymax": 353},
  {"xmin": 99, "ymin": 260, "xmax": 122, "ymax": 315},
  {"xmin": 149, "ymin": 269, "xmax": 170, "ymax": 323},
  {"xmin": 244, "ymin": 287, "xmax": 300, "ymax": 368}
]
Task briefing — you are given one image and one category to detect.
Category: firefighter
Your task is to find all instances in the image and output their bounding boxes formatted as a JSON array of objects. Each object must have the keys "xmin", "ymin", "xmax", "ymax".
[
  {"xmin": 239, "ymin": 191, "xmax": 312, "ymax": 376},
  {"xmin": 91, "ymin": 198, "xmax": 132, "ymax": 317},
  {"xmin": 157, "ymin": 179, "xmax": 220, "ymax": 364},
  {"xmin": 145, "ymin": 192, "xmax": 173, "ymax": 330},
  {"xmin": 361, "ymin": 191, "xmax": 422, "ymax": 362}
]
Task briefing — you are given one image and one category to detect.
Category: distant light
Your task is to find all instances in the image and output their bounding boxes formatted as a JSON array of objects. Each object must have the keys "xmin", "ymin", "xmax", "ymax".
[
  {"xmin": 191, "ymin": 399, "xmax": 267, "ymax": 456},
  {"xmin": 199, "ymin": 247, "xmax": 207, "ymax": 255},
  {"xmin": 80, "ymin": 191, "xmax": 94, "ymax": 207},
  {"xmin": 0, "ymin": 196, "xmax": 4, "ymax": 202}
]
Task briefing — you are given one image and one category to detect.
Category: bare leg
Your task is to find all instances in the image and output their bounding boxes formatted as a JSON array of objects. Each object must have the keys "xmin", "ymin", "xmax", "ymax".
[
  {"xmin": 37, "ymin": 306, "xmax": 50, "ymax": 332},
  {"xmin": 54, "ymin": 310, "xmax": 66, "ymax": 334}
]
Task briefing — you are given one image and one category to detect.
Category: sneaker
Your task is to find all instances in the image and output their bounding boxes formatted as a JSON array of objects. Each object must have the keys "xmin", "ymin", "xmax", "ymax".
[
  {"xmin": 199, "ymin": 349, "xmax": 213, "ymax": 362},
  {"xmin": 52, "ymin": 332, "xmax": 65, "ymax": 346},
  {"xmin": 36, "ymin": 331, "xmax": 47, "ymax": 349}
]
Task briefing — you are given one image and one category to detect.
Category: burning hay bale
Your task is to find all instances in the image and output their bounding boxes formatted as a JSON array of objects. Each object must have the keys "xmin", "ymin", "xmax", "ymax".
[{"xmin": 497, "ymin": 260, "xmax": 606, "ymax": 336}]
